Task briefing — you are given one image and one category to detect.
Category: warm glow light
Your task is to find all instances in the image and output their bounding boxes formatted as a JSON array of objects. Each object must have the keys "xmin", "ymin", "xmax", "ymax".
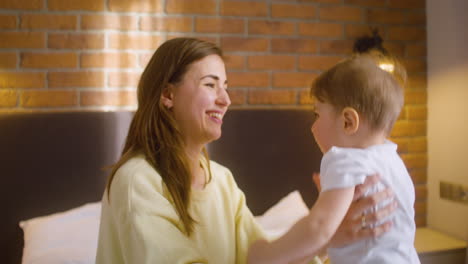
[{"xmin": 379, "ymin": 63, "xmax": 394, "ymax": 73}]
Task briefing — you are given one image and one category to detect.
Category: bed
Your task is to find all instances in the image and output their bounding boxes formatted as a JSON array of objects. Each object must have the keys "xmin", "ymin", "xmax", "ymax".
[{"xmin": 0, "ymin": 109, "xmax": 322, "ymax": 264}]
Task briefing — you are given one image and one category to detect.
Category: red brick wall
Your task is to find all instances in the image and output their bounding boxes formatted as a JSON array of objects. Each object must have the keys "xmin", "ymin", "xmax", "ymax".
[{"xmin": 0, "ymin": 0, "xmax": 427, "ymax": 226}]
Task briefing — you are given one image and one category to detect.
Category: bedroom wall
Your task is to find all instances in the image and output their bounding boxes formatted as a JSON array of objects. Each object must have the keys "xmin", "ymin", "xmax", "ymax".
[
  {"xmin": 427, "ymin": 0, "xmax": 468, "ymax": 240},
  {"xmin": 0, "ymin": 0, "xmax": 427, "ymax": 226}
]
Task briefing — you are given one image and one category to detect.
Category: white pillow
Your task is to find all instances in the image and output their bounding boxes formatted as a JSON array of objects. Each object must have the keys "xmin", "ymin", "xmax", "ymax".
[
  {"xmin": 20, "ymin": 202, "xmax": 101, "ymax": 264},
  {"xmin": 255, "ymin": 190, "xmax": 309, "ymax": 240}
]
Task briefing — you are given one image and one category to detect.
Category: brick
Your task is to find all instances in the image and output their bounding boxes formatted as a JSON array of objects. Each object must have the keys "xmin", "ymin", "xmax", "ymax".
[
  {"xmin": 300, "ymin": 0, "xmax": 340, "ymax": 3},
  {"xmin": 48, "ymin": 0, "xmax": 104, "ymax": 11},
  {"xmin": 0, "ymin": 90, "xmax": 17, "ymax": 107},
  {"xmin": 401, "ymin": 153, "xmax": 427, "ymax": 169},
  {"xmin": 0, "ymin": 53, "xmax": 17, "ymax": 69},
  {"xmin": 109, "ymin": 0, "xmax": 163, "ymax": 12},
  {"xmin": 271, "ymin": 4, "xmax": 316, "ymax": 19},
  {"xmin": 383, "ymin": 42, "xmax": 405, "ymax": 57},
  {"xmin": 409, "ymin": 169, "xmax": 427, "ymax": 184},
  {"xmin": 0, "ymin": 15, "xmax": 16, "ymax": 29},
  {"xmin": 139, "ymin": 53, "xmax": 154, "ymax": 68},
  {"xmin": 407, "ymin": 74, "xmax": 427, "ymax": 90},
  {"xmin": 81, "ymin": 90, "xmax": 137, "ymax": 106},
  {"xmin": 319, "ymin": 6, "xmax": 363, "ymax": 22},
  {"xmin": 408, "ymin": 137, "xmax": 427, "ymax": 152},
  {"xmin": 414, "ymin": 201, "xmax": 427, "ymax": 216},
  {"xmin": 166, "ymin": 0, "xmax": 216, "ymax": 15},
  {"xmin": 407, "ymin": 12, "xmax": 426, "ymax": 25},
  {"xmin": 397, "ymin": 108, "xmax": 407, "ymax": 121},
  {"xmin": 416, "ymin": 216, "xmax": 426, "ymax": 227},
  {"xmin": 344, "ymin": 0, "xmax": 386, "ymax": 7},
  {"xmin": 249, "ymin": 90, "xmax": 297, "ymax": 105},
  {"xmin": 390, "ymin": 138, "xmax": 409, "ymax": 153},
  {"xmin": 108, "ymin": 34, "xmax": 163, "ymax": 50},
  {"xmin": 405, "ymin": 90, "xmax": 427, "ymax": 104},
  {"xmin": 0, "ymin": 32, "xmax": 45, "ymax": 49},
  {"xmin": 195, "ymin": 17, "xmax": 244, "ymax": 34},
  {"xmin": 403, "ymin": 58, "xmax": 426, "ymax": 73},
  {"xmin": 21, "ymin": 90, "xmax": 78, "ymax": 107},
  {"xmin": 248, "ymin": 55, "xmax": 295, "ymax": 70},
  {"xmin": 48, "ymin": 33, "xmax": 104, "ymax": 49},
  {"xmin": 81, "ymin": 53, "xmax": 137, "ymax": 68},
  {"xmin": 391, "ymin": 121, "xmax": 426, "ymax": 137},
  {"xmin": 48, "ymin": 71, "xmax": 104, "ymax": 88},
  {"xmin": 388, "ymin": 26, "xmax": 426, "ymax": 41},
  {"xmin": 406, "ymin": 43, "xmax": 426, "ymax": 58},
  {"xmin": 388, "ymin": 0, "xmax": 425, "ymax": 9},
  {"xmin": 21, "ymin": 52, "xmax": 77, "ymax": 69},
  {"xmin": 227, "ymin": 72, "xmax": 269, "ymax": 88},
  {"xmin": 407, "ymin": 105, "xmax": 427, "ymax": 120},
  {"xmin": 345, "ymin": 24, "xmax": 386, "ymax": 39},
  {"xmin": 299, "ymin": 90, "xmax": 314, "ymax": 105},
  {"xmin": 320, "ymin": 40, "xmax": 354, "ymax": 55},
  {"xmin": 81, "ymin": 15, "xmax": 138, "ymax": 30},
  {"xmin": 0, "ymin": 72, "xmax": 45, "ymax": 88},
  {"xmin": 226, "ymin": 89, "xmax": 246, "ymax": 105},
  {"xmin": 224, "ymin": 54, "xmax": 245, "ymax": 70},
  {"xmin": 0, "ymin": 0, "xmax": 42, "ymax": 10},
  {"xmin": 221, "ymin": 37, "xmax": 268, "ymax": 52},
  {"xmin": 249, "ymin": 20, "xmax": 295, "ymax": 35},
  {"xmin": 166, "ymin": 34, "xmax": 218, "ymax": 45},
  {"xmin": 221, "ymin": 1, "xmax": 268, "ymax": 17},
  {"xmin": 273, "ymin": 72, "xmax": 317, "ymax": 88},
  {"xmin": 299, "ymin": 22, "xmax": 343, "ymax": 38},
  {"xmin": 20, "ymin": 14, "xmax": 76, "ymax": 30},
  {"xmin": 108, "ymin": 72, "xmax": 142, "ymax": 88},
  {"xmin": 366, "ymin": 9, "xmax": 406, "ymax": 25},
  {"xmin": 140, "ymin": 16, "xmax": 192, "ymax": 32},
  {"xmin": 299, "ymin": 55, "xmax": 343, "ymax": 71},
  {"xmin": 271, "ymin": 39, "xmax": 317, "ymax": 54},
  {"xmin": 415, "ymin": 184, "xmax": 427, "ymax": 201}
]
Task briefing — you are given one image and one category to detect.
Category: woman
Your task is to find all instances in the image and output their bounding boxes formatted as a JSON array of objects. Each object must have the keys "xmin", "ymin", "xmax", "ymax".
[{"xmin": 95, "ymin": 38, "xmax": 396, "ymax": 264}]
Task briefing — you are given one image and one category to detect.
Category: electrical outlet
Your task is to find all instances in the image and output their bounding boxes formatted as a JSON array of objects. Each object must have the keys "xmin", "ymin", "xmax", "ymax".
[{"xmin": 440, "ymin": 181, "xmax": 468, "ymax": 205}]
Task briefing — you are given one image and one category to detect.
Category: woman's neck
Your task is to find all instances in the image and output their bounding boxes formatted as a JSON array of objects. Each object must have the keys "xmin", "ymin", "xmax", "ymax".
[{"xmin": 185, "ymin": 144, "xmax": 206, "ymax": 190}]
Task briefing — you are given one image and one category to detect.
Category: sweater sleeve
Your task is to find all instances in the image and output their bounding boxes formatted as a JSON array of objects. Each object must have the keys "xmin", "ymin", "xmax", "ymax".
[{"xmin": 222, "ymin": 169, "xmax": 267, "ymax": 264}]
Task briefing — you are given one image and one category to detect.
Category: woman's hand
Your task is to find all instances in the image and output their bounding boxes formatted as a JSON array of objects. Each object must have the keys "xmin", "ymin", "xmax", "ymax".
[{"xmin": 313, "ymin": 173, "xmax": 397, "ymax": 248}]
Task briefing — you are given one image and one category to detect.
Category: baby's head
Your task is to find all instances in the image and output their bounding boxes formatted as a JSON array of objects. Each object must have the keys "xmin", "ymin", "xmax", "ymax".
[{"xmin": 310, "ymin": 54, "xmax": 406, "ymax": 136}]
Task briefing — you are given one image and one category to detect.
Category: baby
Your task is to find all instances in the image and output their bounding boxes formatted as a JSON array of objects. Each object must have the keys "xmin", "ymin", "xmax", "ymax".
[
  {"xmin": 248, "ymin": 54, "xmax": 420, "ymax": 264},
  {"xmin": 309, "ymin": 54, "xmax": 419, "ymax": 263}
]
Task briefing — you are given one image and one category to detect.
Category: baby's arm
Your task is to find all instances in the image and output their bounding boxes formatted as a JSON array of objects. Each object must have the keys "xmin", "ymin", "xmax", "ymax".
[{"xmin": 248, "ymin": 187, "xmax": 355, "ymax": 264}]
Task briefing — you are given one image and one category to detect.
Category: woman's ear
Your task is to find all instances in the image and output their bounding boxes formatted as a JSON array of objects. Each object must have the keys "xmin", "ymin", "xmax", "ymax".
[
  {"xmin": 160, "ymin": 84, "xmax": 174, "ymax": 109},
  {"xmin": 342, "ymin": 107, "xmax": 359, "ymax": 134}
]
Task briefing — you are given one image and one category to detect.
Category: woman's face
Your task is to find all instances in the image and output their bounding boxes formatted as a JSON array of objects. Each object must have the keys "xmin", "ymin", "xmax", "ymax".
[
  {"xmin": 167, "ymin": 54, "xmax": 230, "ymax": 147},
  {"xmin": 311, "ymin": 101, "xmax": 342, "ymax": 153}
]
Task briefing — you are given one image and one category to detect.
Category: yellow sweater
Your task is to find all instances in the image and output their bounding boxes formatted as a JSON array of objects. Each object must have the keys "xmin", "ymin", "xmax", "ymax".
[{"xmin": 95, "ymin": 155, "xmax": 266, "ymax": 264}]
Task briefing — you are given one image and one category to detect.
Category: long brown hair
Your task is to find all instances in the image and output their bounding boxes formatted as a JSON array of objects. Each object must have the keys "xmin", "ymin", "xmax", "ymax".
[{"xmin": 106, "ymin": 38, "xmax": 222, "ymax": 236}]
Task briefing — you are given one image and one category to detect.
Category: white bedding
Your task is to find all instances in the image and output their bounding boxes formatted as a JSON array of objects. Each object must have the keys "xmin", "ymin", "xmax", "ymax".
[{"xmin": 19, "ymin": 191, "xmax": 310, "ymax": 264}]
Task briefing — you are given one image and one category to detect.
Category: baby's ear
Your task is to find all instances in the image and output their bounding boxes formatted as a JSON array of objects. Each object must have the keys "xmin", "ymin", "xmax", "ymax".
[{"xmin": 342, "ymin": 107, "xmax": 359, "ymax": 134}]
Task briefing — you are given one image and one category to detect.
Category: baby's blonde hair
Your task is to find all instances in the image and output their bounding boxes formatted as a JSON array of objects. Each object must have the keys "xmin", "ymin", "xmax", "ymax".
[{"xmin": 310, "ymin": 54, "xmax": 407, "ymax": 135}]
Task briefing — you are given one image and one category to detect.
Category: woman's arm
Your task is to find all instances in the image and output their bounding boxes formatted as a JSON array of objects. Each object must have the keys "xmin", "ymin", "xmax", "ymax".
[
  {"xmin": 326, "ymin": 174, "xmax": 397, "ymax": 247},
  {"xmin": 247, "ymin": 187, "xmax": 355, "ymax": 264}
]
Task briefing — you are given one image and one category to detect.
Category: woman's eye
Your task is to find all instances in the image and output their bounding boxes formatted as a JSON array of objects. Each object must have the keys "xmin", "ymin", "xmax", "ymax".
[
  {"xmin": 312, "ymin": 112, "xmax": 319, "ymax": 120},
  {"xmin": 205, "ymin": 83, "xmax": 215, "ymax": 88}
]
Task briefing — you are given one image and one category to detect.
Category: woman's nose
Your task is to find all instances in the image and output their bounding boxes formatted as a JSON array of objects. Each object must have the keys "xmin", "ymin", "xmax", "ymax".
[{"xmin": 216, "ymin": 88, "xmax": 231, "ymax": 107}]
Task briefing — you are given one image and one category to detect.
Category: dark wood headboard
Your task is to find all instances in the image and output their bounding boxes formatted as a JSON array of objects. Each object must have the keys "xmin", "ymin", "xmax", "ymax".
[
  {"xmin": 0, "ymin": 109, "xmax": 321, "ymax": 263},
  {"xmin": 208, "ymin": 109, "xmax": 321, "ymax": 215},
  {"xmin": 0, "ymin": 111, "xmax": 133, "ymax": 264}
]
